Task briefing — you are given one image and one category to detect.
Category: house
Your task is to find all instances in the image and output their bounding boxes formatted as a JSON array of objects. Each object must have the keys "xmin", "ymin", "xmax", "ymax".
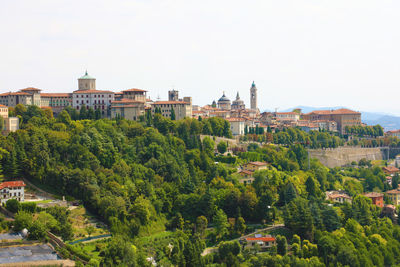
[
  {"xmin": 242, "ymin": 235, "xmax": 276, "ymax": 250},
  {"xmin": 226, "ymin": 118, "xmax": 245, "ymax": 136},
  {"xmin": 386, "ymin": 176, "xmax": 393, "ymax": 186},
  {"xmin": 238, "ymin": 170, "xmax": 255, "ymax": 185},
  {"xmin": 0, "ymin": 181, "xmax": 26, "ymax": 205},
  {"xmin": 244, "ymin": 161, "xmax": 268, "ymax": 172},
  {"xmin": 383, "ymin": 166, "xmax": 400, "ymax": 176},
  {"xmin": 385, "ymin": 189, "xmax": 400, "ymax": 205},
  {"xmin": 363, "ymin": 192, "xmax": 384, "ymax": 208},
  {"xmin": 326, "ymin": 191, "xmax": 352, "ymax": 204}
]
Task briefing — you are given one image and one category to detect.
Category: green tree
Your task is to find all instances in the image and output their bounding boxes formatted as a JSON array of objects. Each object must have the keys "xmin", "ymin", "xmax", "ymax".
[
  {"xmin": 13, "ymin": 211, "xmax": 32, "ymax": 231},
  {"xmin": 101, "ymin": 235, "xmax": 136, "ymax": 266},
  {"xmin": 170, "ymin": 107, "xmax": 176, "ymax": 120},
  {"xmin": 195, "ymin": 216, "xmax": 208, "ymax": 237},
  {"xmin": 276, "ymin": 235, "xmax": 287, "ymax": 255},
  {"xmin": 213, "ymin": 209, "xmax": 229, "ymax": 240},
  {"xmin": 217, "ymin": 141, "xmax": 227, "ymax": 154},
  {"xmin": 5, "ymin": 199, "xmax": 20, "ymax": 213}
]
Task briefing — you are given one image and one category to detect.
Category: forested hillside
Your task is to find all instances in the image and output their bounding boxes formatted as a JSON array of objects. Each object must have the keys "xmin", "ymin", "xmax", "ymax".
[{"xmin": 1, "ymin": 104, "xmax": 400, "ymax": 266}]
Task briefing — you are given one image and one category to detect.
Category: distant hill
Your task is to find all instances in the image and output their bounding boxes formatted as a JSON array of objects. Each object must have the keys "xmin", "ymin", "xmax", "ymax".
[{"xmin": 274, "ymin": 106, "xmax": 400, "ymax": 131}]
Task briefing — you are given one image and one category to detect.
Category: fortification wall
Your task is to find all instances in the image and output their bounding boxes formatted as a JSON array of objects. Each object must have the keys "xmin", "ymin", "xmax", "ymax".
[{"xmin": 308, "ymin": 147, "xmax": 385, "ymax": 168}]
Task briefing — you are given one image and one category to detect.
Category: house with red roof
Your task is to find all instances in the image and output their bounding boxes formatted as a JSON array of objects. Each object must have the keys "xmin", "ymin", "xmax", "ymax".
[
  {"xmin": 242, "ymin": 235, "xmax": 276, "ymax": 250},
  {"xmin": 0, "ymin": 181, "xmax": 25, "ymax": 204},
  {"xmin": 244, "ymin": 161, "xmax": 268, "ymax": 172},
  {"xmin": 363, "ymin": 192, "xmax": 384, "ymax": 208},
  {"xmin": 383, "ymin": 166, "xmax": 400, "ymax": 176}
]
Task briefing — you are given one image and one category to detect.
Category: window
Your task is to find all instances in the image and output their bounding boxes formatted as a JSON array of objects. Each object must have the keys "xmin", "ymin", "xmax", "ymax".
[
  {"xmin": 86, "ymin": 95, "xmax": 89, "ymax": 98},
  {"xmin": 76, "ymin": 100, "xmax": 79, "ymax": 103}
]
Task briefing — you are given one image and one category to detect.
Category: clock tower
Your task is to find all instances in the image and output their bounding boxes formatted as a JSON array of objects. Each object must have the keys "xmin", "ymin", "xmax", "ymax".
[{"xmin": 250, "ymin": 81, "xmax": 257, "ymax": 110}]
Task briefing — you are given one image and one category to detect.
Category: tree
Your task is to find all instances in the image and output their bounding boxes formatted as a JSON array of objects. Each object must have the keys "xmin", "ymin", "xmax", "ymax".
[
  {"xmin": 234, "ymin": 216, "xmax": 246, "ymax": 236},
  {"xmin": 101, "ymin": 235, "xmax": 136, "ymax": 266},
  {"xmin": 79, "ymin": 105, "xmax": 87, "ymax": 120},
  {"xmin": 217, "ymin": 141, "xmax": 227, "ymax": 154},
  {"xmin": 171, "ymin": 107, "xmax": 176, "ymax": 120},
  {"xmin": 322, "ymin": 206, "xmax": 341, "ymax": 231},
  {"xmin": 86, "ymin": 225, "xmax": 96, "ymax": 237},
  {"xmin": 13, "ymin": 211, "xmax": 32, "ymax": 231},
  {"xmin": 283, "ymin": 198, "xmax": 314, "ymax": 240},
  {"xmin": 352, "ymin": 195, "xmax": 373, "ymax": 225},
  {"xmin": 5, "ymin": 199, "xmax": 20, "ymax": 213},
  {"xmin": 195, "ymin": 216, "xmax": 208, "ymax": 237},
  {"xmin": 276, "ymin": 235, "xmax": 287, "ymax": 255},
  {"xmin": 218, "ymin": 240, "xmax": 241, "ymax": 263},
  {"xmin": 213, "ymin": 209, "xmax": 229, "ymax": 240},
  {"xmin": 305, "ymin": 176, "xmax": 321, "ymax": 200}
]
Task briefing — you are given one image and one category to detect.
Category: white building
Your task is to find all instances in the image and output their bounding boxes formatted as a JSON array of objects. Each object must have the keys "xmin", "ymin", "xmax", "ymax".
[
  {"xmin": 72, "ymin": 72, "xmax": 115, "ymax": 116},
  {"xmin": 0, "ymin": 181, "xmax": 26, "ymax": 204},
  {"xmin": 227, "ymin": 117, "xmax": 245, "ymax": 136},
  {"xmin": 276, "ymin": 112, "xmax": 300, "ymax": 122}
]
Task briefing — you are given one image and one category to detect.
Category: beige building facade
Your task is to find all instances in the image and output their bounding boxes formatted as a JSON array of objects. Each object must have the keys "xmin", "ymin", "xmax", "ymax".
[{"xmin": 151, "ymin": 101, "xmax": 192, "ymax": 120}]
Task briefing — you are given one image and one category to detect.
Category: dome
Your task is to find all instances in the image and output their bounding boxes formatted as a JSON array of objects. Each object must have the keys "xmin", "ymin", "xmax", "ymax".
[
  {"xmin": 218, "ymin": 92, "xmax": 230, "ymax": 102},
  {"xmin": 79, "ymin": 71, "xmax": 95, "ymax": 80}
]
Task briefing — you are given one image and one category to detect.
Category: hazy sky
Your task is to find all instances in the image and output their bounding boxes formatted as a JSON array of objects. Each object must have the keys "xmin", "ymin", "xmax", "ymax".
[{"xmin": 1, "ymin": 0, "xmax": 400, "ymax": 114}]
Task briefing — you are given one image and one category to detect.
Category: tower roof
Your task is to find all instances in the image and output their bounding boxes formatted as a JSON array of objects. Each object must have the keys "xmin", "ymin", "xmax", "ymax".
[
  {"xmin": 79, "ymin": 71, "xmax": 95, "ymax": 80},
  {"xmin": 218, "ymin": 92, "xmax": 230, "ymax": 102},
  {"xmin": 236, "ymin": 91, "xmax": 240, "ymax": 100},
  {"xmin": 251, "ymin": 81, "xmax": 256, "ymax": 87}
]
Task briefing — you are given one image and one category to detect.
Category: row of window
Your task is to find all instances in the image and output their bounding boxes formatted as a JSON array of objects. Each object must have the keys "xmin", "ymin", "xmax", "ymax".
[
  {"xmin": 76, "ymin": 100, "xmax": 111, "ymax": 104},
  {"xmin": 75, "ymin": 95, "xmax": 112, "ymax": 98}
]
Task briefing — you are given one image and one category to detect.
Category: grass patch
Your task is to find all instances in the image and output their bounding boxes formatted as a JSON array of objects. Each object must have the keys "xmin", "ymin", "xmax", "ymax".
[{"xmin": 69, "ymin": 206, "xmax": 108, "ymax": 241}]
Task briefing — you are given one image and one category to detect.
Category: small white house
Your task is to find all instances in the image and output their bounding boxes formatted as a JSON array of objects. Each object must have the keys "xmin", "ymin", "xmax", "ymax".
[
  {"xmin": 227, "ymin": 118, "xmax": 245, "ymax": 136},
  {"xmin": 0, "ymin": 181, "xmax": 26, "ymax": 205}
]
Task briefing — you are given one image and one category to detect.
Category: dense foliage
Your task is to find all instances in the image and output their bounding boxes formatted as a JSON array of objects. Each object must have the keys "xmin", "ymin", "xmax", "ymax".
[{"xmin": 1, "ymin": 105, "xmax": 400, "ymax": 266}]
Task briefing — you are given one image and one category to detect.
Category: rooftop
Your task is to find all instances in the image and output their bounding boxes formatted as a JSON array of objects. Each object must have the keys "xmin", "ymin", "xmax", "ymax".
[
  {"xmin": 123, "ymin": 88, "xmax": 147, "ymax": 93},
  {"xmin": 363, "ymin": 192, "xmax": 383, "ymax": 198},
  {"xmin": 73, "ymin": 89, "xmax": 114, "ymax": 94},
  {"xmin": 152, "ymin": 101, "xmax": 189, "ymax": 105},
  {"xmin": 79, "ymin": 71, "xmax": 95, "ymax": 80},
  {"xmin": 248, "ymin": 161, "xmax": 267, "ymax": 166},
  {"xmin": 305, "ymin": 108, "xmax": 361, "ymax": 116},
  {"xmin": 0, "ymin": 181, "xmax": 26, "ymax": 189},
  {"xmin": 245, "ymin": 236, "xmax": 275, "ymax": 242}
]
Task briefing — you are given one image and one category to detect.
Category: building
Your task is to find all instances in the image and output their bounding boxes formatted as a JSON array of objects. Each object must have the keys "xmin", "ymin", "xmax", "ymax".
[
  {"xmin": 168, "ymin": 90, "xmax": 179, "ymax": 101},
  {"xmin": 386, "ymin": 130, "xmax": 400, "ymax": 138},
  {"xmin": 326, "ymin": 191, "xmax": 352, "ymax": 204},
  {"xmin": 151, "ymin": 101, "xmax": 192, "ymax": 120},
  {"xmin": 242, "ymin": 235, "xmax": 276, "ymax": 250},
  {"xmin": 0, "ymin": 181, "xmax": 26, "ymax": 204},
  {"xmin": 227, "ymin": 117, "xmax": 245, "ymax": 136},
  {"xmin": 111, "ymin": 88, "xmax": 148, "ymax": 121},
  {"xmin": 396, "ymin": 155, "xmax": 400, "ymax": 168},
  {"xmin": 72, "ymin": 72, "xmax": 114, "ymax": 116},
  {"xmin": 250, "ymin": 81, "xmax": 257, "ymax": 110},
  {"xmin": 276, "ymin": 112, "xmax": 300, "ymax": 122},
  {"xmin": 0, "ymin": 105, "xmax": 19, "ymax": 134},
  {"xmin": 40, "ymin": 93, "xmax": 72, "ymax": 114},
  {"xmin": 231, "ymin": 92, "xmax": 245, "ymax": 110},
  {"xmin": 363, "ymin": 192, "xmax": 384, "ymax": 207},
  {"xmin": 238, "ymin": 170, "xmax": 255, "ymax": 185},
  {"xmin": 217, "ymin": 92, "xmax": 231, "ymax": 110},
  {"xmin": 302, "ymin": 108, "xmax": 361, "ymax": 134},
  {"xmin": 385, "ymin": 189, "xmax": 400, "ymax": 205},
  {"xmin": 383, "ymin": 166, "xmax": 400, "ymax": 176},
  {"xmin": 244, "ymin": 161, "xmax": 268, "ymax": 172}
]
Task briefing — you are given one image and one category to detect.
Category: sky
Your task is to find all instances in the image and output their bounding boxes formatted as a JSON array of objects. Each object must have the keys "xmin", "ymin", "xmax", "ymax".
[{"xmin": 1, "ymin": 0, "xmax": 400, "ymax": 115}]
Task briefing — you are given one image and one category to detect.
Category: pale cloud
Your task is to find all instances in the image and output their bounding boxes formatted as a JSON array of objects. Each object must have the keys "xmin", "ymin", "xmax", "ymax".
[{"xmin": 0, "ymin": 0, "xmax": 399, "ymax": 114}]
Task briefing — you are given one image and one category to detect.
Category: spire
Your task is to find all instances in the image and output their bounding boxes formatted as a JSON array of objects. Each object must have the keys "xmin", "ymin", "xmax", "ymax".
[
  {"xmin": 85, "ymin": 70, "xmax": 88, "ymax": 76},
  {"xmin": 252, "ymin": 81, "xmax": 255, "ymax": 87},
  {"xmin": 236, "ymin": 91, "xmax": 240, "ymax": 100}
]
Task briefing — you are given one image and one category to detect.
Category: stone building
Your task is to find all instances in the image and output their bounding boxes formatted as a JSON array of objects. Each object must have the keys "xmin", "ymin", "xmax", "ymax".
[
  {"xmin": 217, "ymin": 92, "xmax": 231, "ymax": 110},
  {"xmin": 302, "ymin": 108, "xmax": 361, "ymax": 134},
  {"xmin": 72, "ymin": 72, "xmax": 114, "ymax": 116},
  {"xmin": 231, "ymin": 92, "xmax": 245, "ymax": 110},
  {"xmin": 151, "ymin": 100, "xmax": 192, "ymax": 120},
  {"xmin": 111, "ymin": 88, "xmax": 147, "ymax": 121}
]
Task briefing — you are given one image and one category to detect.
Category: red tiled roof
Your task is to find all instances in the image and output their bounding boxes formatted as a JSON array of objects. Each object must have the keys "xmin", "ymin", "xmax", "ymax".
[
  {"xmin": 248, "ymin": 161, "xmax": 267, "ymax": 166},
  {"xmin": 122, "ymin": 88, "xmax": 147, "ymax": 92},
  {"xmin": 305, "ymin": 109, "xmax": 361, "ymax": 116},
  {"xmin": 0, "ymin": 181, "xmax": 26, "ymax": 189},
  {"xmin": 276, "ymin": 112, "xmax": 298, "ymax": 115},
  {"xmin": 226, "ymin": 118, "xmax": 245, "ymax": 122},
  {"xmin": 246, "ymin": 237, "xmax": 276, "ymax": 242},
  {"xmin": 363, "ymin": 192, "xmax": 383, "ymax": 198},
  {"xmin": 0, "ymin": 105, "xmax": 7, "ymax": 108},
  {"xmin": 383, "ymin": 166, "xmax": 400, "ymax": 172},
  {"xmin": 111, "ymin": 98, "xmax": 144, "ymax": 104},
  {"xmin": 20, "ymin": 87, "xmax": 42, "ymax": 92},
  {"xmin": 386, "ymin": 189, "xmax": 400, "ymax": 194},
  {"xmin": 41, "ymin": 93, "xmax": 71, "ymax": 97},
  {"xmin": 328, "ymin": 193, "xmax": 352, "ymax": 199},
  {"xmin": 152, "ymin": 101, "xmax": 189, "ymax": 105},
  {"xmin": 73, "ymin": 90, "xmax": 114, "ymax": 94},
  {"xmin": 239, "ymin": 170, "xmax": 254, "ymax": 175}
]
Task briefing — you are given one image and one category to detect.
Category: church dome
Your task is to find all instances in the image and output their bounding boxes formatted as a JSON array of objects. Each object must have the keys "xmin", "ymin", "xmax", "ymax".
[{"xmin": 218, "ymin": 92, "xmax": 230, "ymax": 102}]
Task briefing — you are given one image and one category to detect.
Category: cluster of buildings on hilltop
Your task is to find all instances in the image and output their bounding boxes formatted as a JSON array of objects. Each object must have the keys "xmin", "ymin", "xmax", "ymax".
[
  {"xmin": 192, "ymin": 81, "xmax": 362, "ymax": 135},
  {"xmin": 0, "ymin": 72, "xmax": 363, "ymax": 136}
]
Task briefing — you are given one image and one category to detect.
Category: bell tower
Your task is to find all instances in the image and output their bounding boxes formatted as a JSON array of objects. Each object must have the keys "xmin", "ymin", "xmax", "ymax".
[
  {"xmin": 250, "ymin": 81, "xmax": 257, "ymax": 110},
  {"xmin": 78, "ymin": 71, "xmax": 96, "ymax": 91}
]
